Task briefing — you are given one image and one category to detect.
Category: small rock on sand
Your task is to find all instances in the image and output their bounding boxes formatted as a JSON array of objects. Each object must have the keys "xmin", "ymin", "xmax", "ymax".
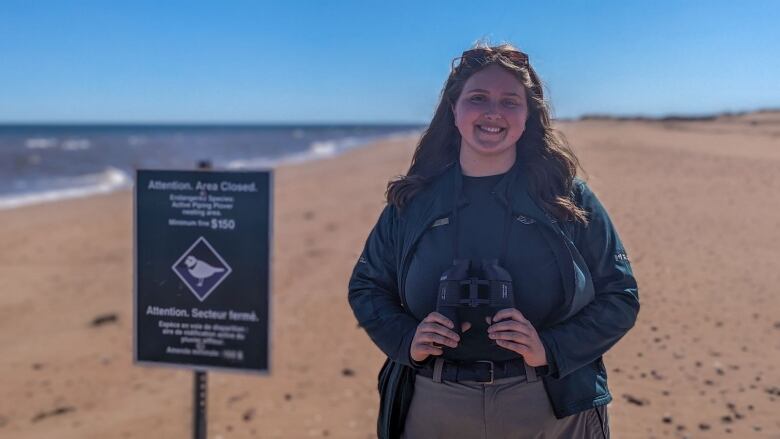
[
  {"xmin": 227, "ymin": 392, "xmax": 249, "ymax": 405},
  {"xmin": 90, "ymin": 313, "xmax": 118, "ymax": 327},
  {"xmin": 31, "ymin": 406, "xmax": 75, "ymax": 423},
  {"xmin": 622, "ymin": 394, "xmax": 648, "ymax": 406}
]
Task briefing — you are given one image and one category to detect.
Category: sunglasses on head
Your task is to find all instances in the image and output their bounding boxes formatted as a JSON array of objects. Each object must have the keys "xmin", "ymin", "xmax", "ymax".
[{"xmin": 451, "ymin": 48, "xmax": 530, "ymax": 72}]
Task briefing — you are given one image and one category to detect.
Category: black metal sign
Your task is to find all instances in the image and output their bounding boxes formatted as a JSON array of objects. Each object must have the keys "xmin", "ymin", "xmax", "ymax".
[{"xmin": 134, "ymin": 169, "xmax": 271, "ymax": 373}]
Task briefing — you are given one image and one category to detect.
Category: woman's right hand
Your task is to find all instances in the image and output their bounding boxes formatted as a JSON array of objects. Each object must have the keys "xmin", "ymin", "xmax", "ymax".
[{"xmin": 410, "ymin": 312, "xmax": 471, "ymax": 364}]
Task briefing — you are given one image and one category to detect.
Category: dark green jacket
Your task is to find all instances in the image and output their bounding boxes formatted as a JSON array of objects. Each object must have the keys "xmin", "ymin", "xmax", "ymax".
[{"xmin": 348, "ymin": 162, "xmax": 639, "ymax": 419}]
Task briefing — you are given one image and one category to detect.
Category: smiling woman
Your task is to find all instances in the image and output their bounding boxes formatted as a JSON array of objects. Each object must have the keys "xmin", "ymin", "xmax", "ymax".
[
  {"xmin": 348, "ymin": 42, "xmax": 639, "ymax": 439},
  {"xmin": 453, "ymin": 64, "xmax": 529, "ymax": 176},
  {"xmin": 385, "ymin": 43, "xmax": 587, "ymax": 223}
]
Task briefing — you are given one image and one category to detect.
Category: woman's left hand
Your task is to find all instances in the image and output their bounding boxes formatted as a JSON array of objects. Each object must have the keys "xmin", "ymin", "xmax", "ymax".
[{"xmin": 487, "ymin": 308, "xmax": 548, "ymax": 367}]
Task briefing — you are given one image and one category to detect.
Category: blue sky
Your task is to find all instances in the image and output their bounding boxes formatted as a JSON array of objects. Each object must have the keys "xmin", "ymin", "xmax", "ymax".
[{"xmin": 1, "ymin": 1, "xmax": 778, "ymax": 123}]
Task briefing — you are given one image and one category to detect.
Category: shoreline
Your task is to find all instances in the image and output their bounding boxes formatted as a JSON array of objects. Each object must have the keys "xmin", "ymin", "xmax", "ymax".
[{"xmin": 0, "ymin": 129, "xmax": 422, "ymax": 211}]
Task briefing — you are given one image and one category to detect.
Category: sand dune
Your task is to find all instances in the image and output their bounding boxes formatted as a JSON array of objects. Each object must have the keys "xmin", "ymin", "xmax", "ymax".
[{"xmin": 0, "ymin": 114, "xmax": 778, "ymax": 438}]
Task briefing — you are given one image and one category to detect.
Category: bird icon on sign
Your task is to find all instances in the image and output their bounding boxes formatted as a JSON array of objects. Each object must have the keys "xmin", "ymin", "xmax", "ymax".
[
  {"xmin": 172, "ymin": 237, "xmax": 232, "ymax": 302},
  {"xmin": 184, "ymin": 255, "xmax": 225, "ymax": 286}
]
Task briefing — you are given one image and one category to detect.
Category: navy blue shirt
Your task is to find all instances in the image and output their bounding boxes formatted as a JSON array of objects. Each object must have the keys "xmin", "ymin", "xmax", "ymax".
[{"xmin": 404, "ymin": 169, "xmax": 565, "ymax": 361}]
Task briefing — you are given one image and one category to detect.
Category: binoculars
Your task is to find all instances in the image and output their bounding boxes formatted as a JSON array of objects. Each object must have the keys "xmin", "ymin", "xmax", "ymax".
[{"xmin": 436, "ymin": 258, "xmax": 515, "ymax": 341}]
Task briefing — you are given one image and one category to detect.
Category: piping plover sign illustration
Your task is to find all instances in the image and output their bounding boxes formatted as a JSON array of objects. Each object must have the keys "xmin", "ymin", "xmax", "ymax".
[
  {"xmin": 184, "ymin": 255, "xmax": 225, "ymax": 286},
  {"xmin": 172, "ymin": 236, "xmax": 232, "ymax": 301}
]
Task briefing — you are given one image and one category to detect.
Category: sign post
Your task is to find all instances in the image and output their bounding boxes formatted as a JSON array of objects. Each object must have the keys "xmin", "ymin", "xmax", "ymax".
[
  {"xmin": 134, "ymin": 169, "xmax": 272, "ymax": 438},
  {"xmin": 194, "ymin": 370, "xmax": 207, "ymax": 439}
]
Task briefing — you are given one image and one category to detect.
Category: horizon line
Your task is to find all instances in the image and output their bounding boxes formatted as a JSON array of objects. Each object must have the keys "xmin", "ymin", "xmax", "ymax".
[{"xmin": 0, "ymin": 107, "xmax": 777, "ymax": 126}]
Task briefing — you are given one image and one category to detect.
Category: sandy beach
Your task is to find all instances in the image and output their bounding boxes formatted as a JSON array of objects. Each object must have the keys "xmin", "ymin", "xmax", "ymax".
[{"xmin": 1, "ymin": 114, "xmax": 779, "ymax": 438}]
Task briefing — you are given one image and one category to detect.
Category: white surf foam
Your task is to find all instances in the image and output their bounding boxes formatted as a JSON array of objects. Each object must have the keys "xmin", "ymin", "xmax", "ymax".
[
  {"xmin": 25, "ymin": 137, "xmax": 58, "ymax": 149},
  {"xmin": 225, "ymin": 131, "xmax": 421, "ymax": 170},
  {"xmin": 61, "ymin": 138, "xmax": 92, "ymax": 151},
  {"xmin": 0, "ymin": 167, "xmax": 132, "ymax": 210}
]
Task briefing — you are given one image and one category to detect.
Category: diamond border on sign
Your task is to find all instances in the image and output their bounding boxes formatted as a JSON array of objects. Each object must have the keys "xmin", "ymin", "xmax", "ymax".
[{"xmin": 171, "ymin": 236, "xmax": 233, "ymax": 302}]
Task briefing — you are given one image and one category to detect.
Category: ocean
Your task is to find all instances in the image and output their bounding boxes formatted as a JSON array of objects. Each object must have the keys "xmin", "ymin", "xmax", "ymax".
[{"xmin": 0, "ymin": 124, "xmax": 421, "ymax": 210}]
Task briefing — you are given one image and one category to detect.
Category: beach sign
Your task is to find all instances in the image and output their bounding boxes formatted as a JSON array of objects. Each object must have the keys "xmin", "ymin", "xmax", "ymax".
[{"xmin": 134, "ymin": 169, "xmax": 272, "ymax": 373}]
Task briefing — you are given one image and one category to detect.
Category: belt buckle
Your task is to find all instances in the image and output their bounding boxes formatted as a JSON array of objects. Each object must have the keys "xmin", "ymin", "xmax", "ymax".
[{"xmin": 474, "ymin": 360, "xmax": 494, "ymax": 384}]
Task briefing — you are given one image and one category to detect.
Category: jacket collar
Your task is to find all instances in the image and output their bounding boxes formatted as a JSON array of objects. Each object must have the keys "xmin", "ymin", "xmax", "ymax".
[{"xmin": 421, "ymin": 159, "xmax": 556, "ymax": 229}]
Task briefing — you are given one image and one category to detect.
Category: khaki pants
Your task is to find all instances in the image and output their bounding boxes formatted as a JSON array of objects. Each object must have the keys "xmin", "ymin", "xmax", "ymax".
[{"xmin": 402, "ymin": 373, "xmax": 609, "ymax": 439}]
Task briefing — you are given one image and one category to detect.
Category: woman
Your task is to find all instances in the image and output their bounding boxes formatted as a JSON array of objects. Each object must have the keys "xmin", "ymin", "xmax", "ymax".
[{"xmin": 348, "ymin": 43, "xmax": 639, "ymax": 438}]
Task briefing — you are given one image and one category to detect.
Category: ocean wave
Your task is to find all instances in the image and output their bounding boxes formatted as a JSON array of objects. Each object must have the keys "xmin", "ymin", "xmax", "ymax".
[
  {"xmin": 24, "ymin": 137, "xmax": 94, "ymax": 151},
  {"xmin": 0, "ymin": 167, "xmax": 131, "ymax": 210},
  {"xmin": 310, "ymin": 140, "xmax": 337, "ymax": 156},
  {"xmin": 25, "ymin": 137, "xmax": 58, "ymax": 149},
  {"xmin": 225, "ymin": 138, "xmax": 345, "ymax": 170},
  {"xmin": 224, "ymin": 133, "xmax": 420, "ymax": 170},
  {"xmin": 62, "ymin": 138, "xmax": 91, "ymax": 151}
]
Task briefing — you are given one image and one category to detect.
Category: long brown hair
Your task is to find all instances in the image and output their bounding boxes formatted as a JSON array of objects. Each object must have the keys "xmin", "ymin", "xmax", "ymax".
[{"xmin": 386, "ymin": 43, "xmax": 588, "ymax": 224}]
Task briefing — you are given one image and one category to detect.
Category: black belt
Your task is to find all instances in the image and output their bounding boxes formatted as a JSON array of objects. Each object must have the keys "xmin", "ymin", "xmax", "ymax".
[{"xmin": 417, "ymin": 359, "xmax": 528, "ymax": 384}]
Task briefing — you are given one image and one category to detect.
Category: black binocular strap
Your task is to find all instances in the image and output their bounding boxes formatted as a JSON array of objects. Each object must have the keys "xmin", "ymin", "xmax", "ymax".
[{"xmin": 451, "ymin": 178, "xmax": 515, "ymax": 265}]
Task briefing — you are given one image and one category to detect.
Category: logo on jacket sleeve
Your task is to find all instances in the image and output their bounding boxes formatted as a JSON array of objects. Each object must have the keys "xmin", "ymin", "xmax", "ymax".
[{"xmin": 614, "ymin": 251, "xmax": 629, "ymax": 263}]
